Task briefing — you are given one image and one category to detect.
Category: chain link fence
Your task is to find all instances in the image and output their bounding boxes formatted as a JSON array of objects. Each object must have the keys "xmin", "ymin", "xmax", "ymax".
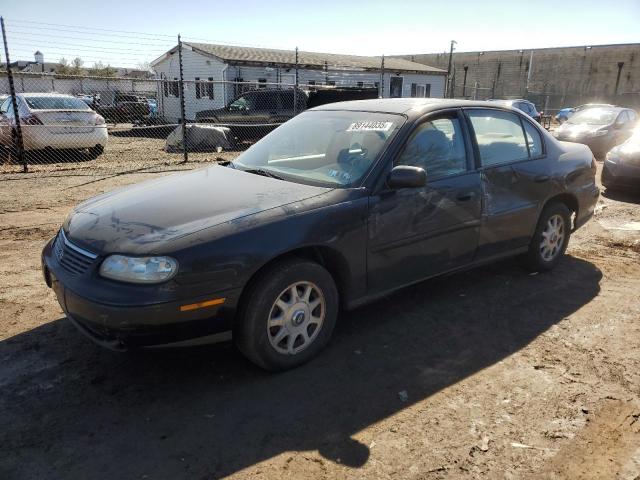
[{"xmin": 0, "ymin": 18, "xmax": 450, "ymax": 180}]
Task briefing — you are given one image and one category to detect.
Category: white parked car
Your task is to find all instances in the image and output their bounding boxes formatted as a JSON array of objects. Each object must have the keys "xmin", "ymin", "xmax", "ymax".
[{"xmin": 0, "ymin": 93, "xmax": 107, "ymax": 158}]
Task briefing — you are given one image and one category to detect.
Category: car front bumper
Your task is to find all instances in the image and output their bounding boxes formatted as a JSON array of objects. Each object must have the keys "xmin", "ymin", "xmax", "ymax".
[
  {"xmin": 602, "ymin": 159, "xmax": 640, "ymax": 189},
  {"xmin": 555, "ymin": 134, "xmax": 614, "ymax": 156},
  {"xmin": 42, "ymin": 237, "xmax": 241, "ymax": 350}
]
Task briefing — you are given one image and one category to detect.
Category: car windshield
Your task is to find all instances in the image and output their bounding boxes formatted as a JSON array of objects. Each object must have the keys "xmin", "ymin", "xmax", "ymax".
[
  {"xmin": 568, "ymin": 108, "xmax": 617, "ymax": 125},
  {"xmin": 24, "ymin": 96, "xmax": 90, "ymax": 110},
  {"xmin": 232, "ymin": 110, "xmax": 404, "ymax": 187}
]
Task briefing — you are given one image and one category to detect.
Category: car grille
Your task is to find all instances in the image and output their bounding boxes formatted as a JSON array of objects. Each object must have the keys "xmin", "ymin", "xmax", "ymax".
[{"xmin": 53, "ymin": 229, "xmax": 97, "ymax": 275}]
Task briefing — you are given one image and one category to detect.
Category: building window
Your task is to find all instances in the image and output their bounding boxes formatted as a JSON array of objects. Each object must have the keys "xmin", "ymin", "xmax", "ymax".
[
  {"xmin": 195, "ymin": 77, "xmax": 201, "ymax": 99},
  {"xmin": 258, "ymin": 78, "xmax": 267, "ymax": 89},
  {"xmin": 163, "ymin": 79, "xmax": 169, "ymax": 97},
  {"xmin": 207, "ymin": 77, "xmax": 214, "ymax": 99},
  {"xmin": 357, "ymin": 81, "xmax": 364, "ymax": 88},
  {"xmin": 171, "ymin": 78, "xmax": 179, "ymax": 97},
  {"xmin": 425, "ymin": 84, "xmax": 431, "ymax": 97},
  {"xmin": 327, "ymin": 80, "xmax": 336, "ymax": 86}
]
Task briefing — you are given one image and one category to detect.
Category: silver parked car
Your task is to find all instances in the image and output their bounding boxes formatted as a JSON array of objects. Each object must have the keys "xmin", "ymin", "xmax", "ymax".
[{"xmin": 0, "ymin": 93, "xmax": 107, "ymax": 158}]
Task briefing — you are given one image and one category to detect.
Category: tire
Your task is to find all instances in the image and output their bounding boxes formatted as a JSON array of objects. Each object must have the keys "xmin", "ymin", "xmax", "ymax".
[
  {"xmin": 88, "ymin": 145, "xmax": 104, "ymax": 159},
  {"xmin": 235, "ymin": 258, "xmax": 339, "ymax": 371},
  {"xmin": 522, "ymin": 202, "xmax": 572, "ymax": 272}
]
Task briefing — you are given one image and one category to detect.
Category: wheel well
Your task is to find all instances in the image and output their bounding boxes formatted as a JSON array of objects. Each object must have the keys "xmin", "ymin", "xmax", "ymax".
[
  {"xmin": 543, "ymin": 193, "xmax": 579, "ymax": 227},
  {"xmin": 238, "ymin": 246, "xmax": 351, "ymax": 311}
]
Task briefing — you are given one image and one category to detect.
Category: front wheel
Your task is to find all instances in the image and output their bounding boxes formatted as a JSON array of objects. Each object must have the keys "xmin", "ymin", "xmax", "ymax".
[
  {"xmin": 235, "ymin": 258, "xmax": 338, "ymax": 371},
  {"xmin": 523, "ymin": 203, "xmax": 572, "ymax": 272}
]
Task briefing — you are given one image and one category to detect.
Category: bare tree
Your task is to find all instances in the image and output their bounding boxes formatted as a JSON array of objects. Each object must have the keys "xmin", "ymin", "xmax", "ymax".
[{"xmin": 71, "ymin": 57, "xmax": 84, "ymax": 75}]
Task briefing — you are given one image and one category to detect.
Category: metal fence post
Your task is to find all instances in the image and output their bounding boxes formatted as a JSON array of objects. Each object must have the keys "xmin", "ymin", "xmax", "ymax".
[
  {"xmin": 380, "ymin": 55, "xmax": 385, "ymax": 98},
  {"xmin": 177, "ymin": 34, "xmax": 188, "ymax": 164},
  {"xmin": 294, "ymin": 47, "xmax": 299, "ymax": 115},
  {"xmin": 1, "ymin": 17, "xmax": 27, "ymax": 173}
]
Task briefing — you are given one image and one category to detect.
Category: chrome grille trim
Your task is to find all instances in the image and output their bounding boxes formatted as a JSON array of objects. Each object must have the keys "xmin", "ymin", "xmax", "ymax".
[
  {"xmin": 53, "ymin": 229, "xmax": 97, "ymax": 275},
  {"xmin": 59, "ymin": 228, "xmax": 97, "ymax": 259}
]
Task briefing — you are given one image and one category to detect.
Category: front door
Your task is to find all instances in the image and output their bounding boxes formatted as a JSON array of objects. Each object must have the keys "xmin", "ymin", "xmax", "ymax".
[{"xmin": 367, "ymin": 111, "xmax": 482, "ymax": 295}]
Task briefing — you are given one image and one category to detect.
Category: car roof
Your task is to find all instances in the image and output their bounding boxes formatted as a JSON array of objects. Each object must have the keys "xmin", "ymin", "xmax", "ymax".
[
  {"xmin": 18, "ymin": 92, "xmax": 78, "ymax": 98},
  {"xmin": 310, "ymin": 98, "xmax": 528, "ymax": 118}
]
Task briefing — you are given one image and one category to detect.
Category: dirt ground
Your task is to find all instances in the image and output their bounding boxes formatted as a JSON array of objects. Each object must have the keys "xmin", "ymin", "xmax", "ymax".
[{"xmin": 1, "ymin": 140, "xmax": 639, "ymax": 479}]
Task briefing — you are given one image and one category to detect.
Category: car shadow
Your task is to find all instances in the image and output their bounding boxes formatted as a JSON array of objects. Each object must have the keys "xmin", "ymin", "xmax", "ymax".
[{"xmin": 0, "ymin": 256, "xmax": 601, "ymax": 479}]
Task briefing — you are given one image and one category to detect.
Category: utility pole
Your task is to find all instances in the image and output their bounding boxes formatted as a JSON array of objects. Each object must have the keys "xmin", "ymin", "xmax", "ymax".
[
  {"xmin": 380, "ymin": 55, "xmax": 385, "ymax": 98},
  {"xmin": 1, "ymin": 17, "xmax": 26, "ymax": 172},
  {"xmin": 525, "ymin": 49, "xmax": 534, "ymax": 94},
  {"xmin": 446, "ymin": 40, "xmax": 457, "ymax": 98},
  {"xmin": 177, "ymin": 34, "xmax": 188, "ymax": 164}
]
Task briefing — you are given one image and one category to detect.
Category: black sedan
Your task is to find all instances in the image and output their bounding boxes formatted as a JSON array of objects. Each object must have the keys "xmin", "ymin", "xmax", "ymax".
[
  {"xmin": 553, "ymin": 106, "xmax": 637, "ymax": 157},
  {"xmin": 602, "ymin": 128, "xmax": 640, "ymax": 190},
  {"xmin": 42, "ymin": 99, "xmax": 599, "ymax": 371}
]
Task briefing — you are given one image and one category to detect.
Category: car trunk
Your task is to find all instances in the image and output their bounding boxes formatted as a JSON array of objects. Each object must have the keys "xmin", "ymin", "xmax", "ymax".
[{"xmin": 33, "ymin": 109, "xmax": 96, "ymax": 134}]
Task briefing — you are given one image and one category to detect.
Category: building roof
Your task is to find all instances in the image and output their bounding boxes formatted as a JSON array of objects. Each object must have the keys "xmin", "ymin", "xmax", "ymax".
[{"xmin": 155, "ymin": 42, "xmax": 446, "ymax": 74}]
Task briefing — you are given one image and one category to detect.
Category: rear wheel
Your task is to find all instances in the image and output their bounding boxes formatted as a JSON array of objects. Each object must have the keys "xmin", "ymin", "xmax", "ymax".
[
  {"xmin": 235, "ymin": 258, "xmax": 338, "ymax": 371},
  {"xmin": 523, "ymin": 203, "xmax": 571, "ymax": 272},
  {"xmin": 87, "ymin": 145, "xmax": 104, "ymax": 159}
]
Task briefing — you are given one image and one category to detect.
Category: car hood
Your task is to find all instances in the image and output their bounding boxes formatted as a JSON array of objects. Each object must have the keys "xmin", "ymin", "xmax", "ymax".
[
  {"xmin": 66, "ymin": 165, "xmax": 332, "ymax": 255},
  {"xmin": 557, "ymin": 123, "xmax": 608, "ymax": 136}
]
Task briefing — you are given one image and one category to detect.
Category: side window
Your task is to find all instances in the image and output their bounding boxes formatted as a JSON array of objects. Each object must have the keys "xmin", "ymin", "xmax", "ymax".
[
  {"xmin": 522, "ymin": 120, "xmax": 543, "ymax": 157},
  {"xmin": 467, "ymin": 109, "xmax": 529, "ymax": 167},
  {"xmin": 0, "ymin": 98, "xmax": 9, "ymax": 114},
  {"xmin": 396, "ymin": 115, "xmax": 467, "ymax": 179},
  {"xmin": 253, "ymin": 92, "xmax": 271, "ymax": 111},
  {"xmin": 279, "ymin": 92, "xmax": 294, "ymax": 110}
]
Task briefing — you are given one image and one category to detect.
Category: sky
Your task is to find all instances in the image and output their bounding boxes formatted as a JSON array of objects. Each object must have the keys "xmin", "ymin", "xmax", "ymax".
[{"xmin": 1, "ymin": 0, "xmax": 639, "ymax": 68}]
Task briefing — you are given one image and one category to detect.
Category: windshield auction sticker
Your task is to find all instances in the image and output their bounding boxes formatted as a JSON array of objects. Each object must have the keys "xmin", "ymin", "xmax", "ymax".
[{"xmin": 347, "ymin": 121, "xmax": 394, "ymax": 132}]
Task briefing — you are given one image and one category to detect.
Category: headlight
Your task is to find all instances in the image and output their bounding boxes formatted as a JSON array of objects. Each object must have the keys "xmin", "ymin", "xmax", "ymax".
[
  {"xmin": 605, "ymin": 151, "xmax": 620, "ymax": 163},
  {"xmin": 592, "ymin": 129, "xmax": 609, "ymax": 137},
  {"xmin": 99, "ymin": 255, "xmax": 178, "ymax": 284}
]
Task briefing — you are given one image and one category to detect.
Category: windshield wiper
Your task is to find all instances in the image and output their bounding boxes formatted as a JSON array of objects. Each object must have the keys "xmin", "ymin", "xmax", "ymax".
[{"xmin": 242, "ymin": 168, "xmax": 285, "ymax": 180}]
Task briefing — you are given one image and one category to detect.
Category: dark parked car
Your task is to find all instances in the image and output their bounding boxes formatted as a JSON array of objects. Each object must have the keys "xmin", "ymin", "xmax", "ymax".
[
  {"xmin": 96, "ymin": 93, "xmax": 151, "ymax": 124},
  {"xmin": 553, "ymin": 106, "xmax": 637, "ymax": 157},
  {"xmin": 42, "ymin": 99, "xmax": 599, "ymax": 371},
  {"xmin": 195, "ymin": 87, "xmax": 378, "ymax": 141},
  {"xmin": 489, "ymin": 99, "xmax": 541, "ymax": 122},
  {"xmin": 555, "ymin": 103, "xmax": 616, "ymax": 124},
  {"xmin": 602, "ymin": 128, "xmax": 640, "ymax": 190}
]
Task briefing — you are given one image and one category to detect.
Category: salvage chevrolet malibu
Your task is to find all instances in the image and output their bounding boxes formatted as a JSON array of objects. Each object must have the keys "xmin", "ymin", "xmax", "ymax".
[{"xmin": 42, "ymin": 99, "xmax": 599, "ymax": 371}]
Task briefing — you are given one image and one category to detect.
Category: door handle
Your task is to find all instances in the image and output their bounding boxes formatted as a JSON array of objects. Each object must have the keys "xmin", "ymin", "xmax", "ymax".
[
  {"xmin": 534, "ymin": 174, "xmax": 550, "ymax": 183},
  {"xmin": 456, "ymin": 191, "xmax": 476, "ymax": 201}
]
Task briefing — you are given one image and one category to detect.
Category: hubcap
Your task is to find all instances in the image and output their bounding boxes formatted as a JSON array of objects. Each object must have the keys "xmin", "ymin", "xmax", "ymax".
[
  {"xmin": 539, "ymin": 214, "xmax": 565, "ymax": 261},
  {"xmin": 267, "ymin": 281, "xmax": 325, "ymax": 355}
]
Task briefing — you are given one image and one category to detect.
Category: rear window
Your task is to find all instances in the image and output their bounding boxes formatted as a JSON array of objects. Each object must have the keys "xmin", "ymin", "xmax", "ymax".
[{"xmin": 24, "ymin": 96, "xmax": 89, "ymax": 110}]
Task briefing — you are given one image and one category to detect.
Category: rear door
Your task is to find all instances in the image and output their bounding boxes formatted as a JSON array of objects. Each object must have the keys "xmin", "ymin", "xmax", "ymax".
[
  {"xmin": 465, "ymin": 108, "xmax": 551, "ymax": 259},
  {"xmin": 367, "ymin": 110, "xmax": 482, "ymax": 294}
]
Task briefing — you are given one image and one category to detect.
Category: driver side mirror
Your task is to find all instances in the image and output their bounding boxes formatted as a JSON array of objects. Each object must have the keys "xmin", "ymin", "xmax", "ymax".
[{"xmin": 387, "ymin": 165, "xmax": 426, "ymax": 189}]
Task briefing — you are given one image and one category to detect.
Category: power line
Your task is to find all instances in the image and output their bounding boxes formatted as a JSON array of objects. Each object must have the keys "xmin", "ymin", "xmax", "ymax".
[
  {"xmin": 8, "ymin": 18, "xmax": 175, "ymax": 39},
  {"xmin": 5, "ymin": 29, "xmax": 175, "ymax": 47}
]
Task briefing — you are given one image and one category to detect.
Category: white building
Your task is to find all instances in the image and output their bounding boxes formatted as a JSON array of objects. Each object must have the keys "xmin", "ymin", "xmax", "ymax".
[{"xmin": 150, "ymin": 43, "xmax": 447, "ymax": 121}]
